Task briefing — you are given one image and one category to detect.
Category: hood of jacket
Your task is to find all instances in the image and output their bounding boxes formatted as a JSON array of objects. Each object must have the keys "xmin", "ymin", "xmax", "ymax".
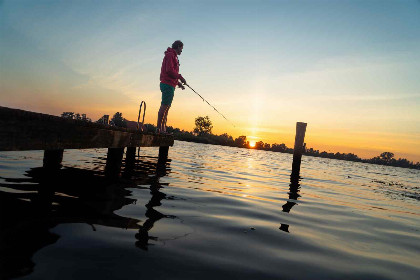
[{"xmin": 164, "ymin": 47, "xmax": 177, "ymax": 56}]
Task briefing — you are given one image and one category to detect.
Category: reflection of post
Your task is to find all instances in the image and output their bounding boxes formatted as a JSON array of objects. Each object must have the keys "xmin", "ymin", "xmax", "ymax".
[
  {"xmin": 291, "ymin": 122, "xmax": 307, "ymax": 177},
  {"xmin": 43, "ymin": 149, "xmax": 64, "ymax": 169},
  {"xmin": 105, "ymin": 148, "xmax": 124, "ymax": 178},
  {"xmin": 282, "ymin": 174, "xmax": 301, "ymax": 213},
  {"xmin": 280, "ymin": 173, "xmax": 302, "ymax": 233}
]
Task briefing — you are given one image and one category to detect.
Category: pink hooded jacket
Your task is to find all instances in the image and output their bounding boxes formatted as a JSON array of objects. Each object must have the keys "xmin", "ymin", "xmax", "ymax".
[{"xmin": 160, "ymin": 47, "xmax": 183, "ymax": 87}]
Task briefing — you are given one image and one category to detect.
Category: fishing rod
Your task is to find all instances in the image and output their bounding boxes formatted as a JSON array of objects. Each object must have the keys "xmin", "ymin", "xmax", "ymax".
[{"xmin": 184, "ymin": 83, "xmax": 236, "ymax": 127}]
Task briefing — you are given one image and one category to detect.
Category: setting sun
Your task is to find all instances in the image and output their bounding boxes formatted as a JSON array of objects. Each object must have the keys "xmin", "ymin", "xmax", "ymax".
[{"xmin": 249, "ymin": 141, "xmax": 256, "ymax": 148}]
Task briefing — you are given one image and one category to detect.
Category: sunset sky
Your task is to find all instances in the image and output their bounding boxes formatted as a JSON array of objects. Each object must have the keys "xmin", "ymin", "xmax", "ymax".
[{"xmin": 1, "ymin": 0, "xmax": 419, "ymax": 161}]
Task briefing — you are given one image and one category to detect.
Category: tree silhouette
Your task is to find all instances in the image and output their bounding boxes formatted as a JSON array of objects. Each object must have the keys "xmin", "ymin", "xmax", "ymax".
[
  {"xmin": 61, "ymin": 112, "xmax": 75, "ymax": 119},
  {"xmin": 380, "ymin": 152, "xmax": 394, "ymax": 161},
  {"xmin": 193, "ymin": 116, "xmax": 213, "ymax": 136},
  {"xmin": 61, "ymin": 112, "xmax": 91, "ymax": 122},
  {"xmin": 234, "ymin": 136, "xmax": 247, "ymax": 148},
  {"xmin": 111, "ymin": 112, "xmax": 127, "ymax": 128},
  {"xmin": 255, "ymin": 141, "xmax": 265, "ymax": 149}
]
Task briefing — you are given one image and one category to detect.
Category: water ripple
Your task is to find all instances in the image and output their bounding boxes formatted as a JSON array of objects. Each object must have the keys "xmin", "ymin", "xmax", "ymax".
[{"xmin": 0, "ymin": 141, "xmax": 419, "ymax": 279}]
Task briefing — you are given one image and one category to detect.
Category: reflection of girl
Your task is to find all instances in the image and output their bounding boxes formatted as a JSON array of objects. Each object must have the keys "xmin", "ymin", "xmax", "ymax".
[
  {"xmin": 134, "ymin": 183, "xmax": 165, "ymax": 251},
  {"xmin": 135, "ymin": 159, "xmax": 171, "ymax": 250}
]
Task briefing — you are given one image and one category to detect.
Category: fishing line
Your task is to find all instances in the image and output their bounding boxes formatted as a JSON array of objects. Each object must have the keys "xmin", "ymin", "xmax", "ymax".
[{"xmin": 185, "ymin": 83, "xmax": 236, "ymax": 128}]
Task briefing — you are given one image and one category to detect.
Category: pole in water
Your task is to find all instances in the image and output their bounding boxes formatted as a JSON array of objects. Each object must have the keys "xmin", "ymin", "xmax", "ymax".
[
  {"xmin": 185, "ymin": 83, "xmax": 235, "ymax": 127},
  {"xmin": 291, "ymin": 122, "xmax": 307, "ymax": 178}
]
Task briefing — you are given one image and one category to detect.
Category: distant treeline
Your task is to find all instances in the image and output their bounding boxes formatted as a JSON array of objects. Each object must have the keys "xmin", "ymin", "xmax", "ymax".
[
  {"xmin": 60, "ymin": 112, "xmax": 419, "ymax": 170},
  {"xmin": 159, "ymin": 125, "xmax": 419, "ymax": 170}
]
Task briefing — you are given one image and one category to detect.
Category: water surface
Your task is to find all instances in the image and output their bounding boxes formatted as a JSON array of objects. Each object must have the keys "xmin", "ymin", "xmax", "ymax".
[{"xmin": 0, "ymin": 141, "xmax": 419, "ymax": 279}]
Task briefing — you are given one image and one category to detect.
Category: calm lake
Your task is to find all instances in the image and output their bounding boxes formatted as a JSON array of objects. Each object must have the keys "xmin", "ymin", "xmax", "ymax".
[{"xmin": 0, "ymin": 141, "xmax": 419, "ymax": 279}]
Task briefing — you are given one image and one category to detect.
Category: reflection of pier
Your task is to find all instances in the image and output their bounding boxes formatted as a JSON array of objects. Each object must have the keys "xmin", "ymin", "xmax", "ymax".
[
  {"xmin": 0, "ymin": 167, "xmax": 140, "ymax": 279},
  {"xmin": 0, "ymin": 149, "xmax": 173, "ymax": 278}
]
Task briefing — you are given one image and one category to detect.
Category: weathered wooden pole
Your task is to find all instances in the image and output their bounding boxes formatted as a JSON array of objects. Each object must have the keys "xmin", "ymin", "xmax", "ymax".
[
  {"xmin": 125, "ymin": 147, "xmax": 137, "ymax": 166},
  {"xmin": 291, "ymin": 122, "xmax": 307, "ymax": 177},
  {"xmin": 123, "ymin": 146, "xmax": 137, "ymax": 177},
  {"xmin": 105, "ymin": 148, "xmax": 124, "ymax": 178},
  {"xmin": 158, "ymin": 146, "xmax": 169, "ymax": 161},
  {"xmin": 43, "ymin": 149, "xmax": 64, "ymax": 169}
]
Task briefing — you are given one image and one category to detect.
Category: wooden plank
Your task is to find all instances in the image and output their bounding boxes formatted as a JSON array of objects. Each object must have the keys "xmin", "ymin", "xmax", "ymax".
[{"xmin": 0, "ymin": 106, "xmax": 174, "ymax": 151}]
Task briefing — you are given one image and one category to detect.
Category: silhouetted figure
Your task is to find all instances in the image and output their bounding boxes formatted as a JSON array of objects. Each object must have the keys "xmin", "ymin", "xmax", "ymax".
[{"xmin": 157, "ymin": 40, "xmax": 187, "ymax": 134}]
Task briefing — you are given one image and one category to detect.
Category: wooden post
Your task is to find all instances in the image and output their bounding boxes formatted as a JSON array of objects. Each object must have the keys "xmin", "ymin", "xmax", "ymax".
[
  {"xmin": 291, "ymin": 122, "xmax": 307, "ymax": 177},
  {"xmin": 124, "ymin": 147, "xmax": 137, "ymax": 176},
  {"xmin": 105, "ymin": 148, "xmax": 124, "ymax": 178},
  {"xmin": 43, "ymin": 149, "xmax": 64, "ymax": 169},
  {"xmin": 158, "ymin": 146, "xmax": 169, "ymax": 160},
  {"xmin": 126, "ymin": 147, "xmax": 136, "ymax": 165}
]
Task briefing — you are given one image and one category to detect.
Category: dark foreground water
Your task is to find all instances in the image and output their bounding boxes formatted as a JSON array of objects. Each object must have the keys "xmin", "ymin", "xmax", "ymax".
[{"xmin": 0, "ymin": 141, "xmax": 419, "ymax": 279}]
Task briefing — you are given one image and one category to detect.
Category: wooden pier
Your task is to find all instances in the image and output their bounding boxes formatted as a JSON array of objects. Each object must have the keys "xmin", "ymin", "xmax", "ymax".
[{"xmin": 0, "ymin": 106, "xmax": 174, "ymax": 175}]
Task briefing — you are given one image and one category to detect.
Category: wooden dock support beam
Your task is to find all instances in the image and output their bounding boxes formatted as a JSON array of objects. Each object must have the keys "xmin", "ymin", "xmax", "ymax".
[
  {"xmin": 105, "ymin": 148, "xmax": 124, "ymax": 178},
  {"xmin": 124, "ymin": 147, "xmax": 137, "ymax": 175},
  {"xmin": 158, "ymin": 146, "xmax": 169, "ymax": 161},
  {"xmin": 126, "ymin": 147, "xmax": 137, "ymax": 165},
  {"xmin": 291, "ymin": 122, "xmax": 307, "ymax": 177},
  {"xmin": 43, "ymin": 149, "xmax": 64, "ymax": 169}
]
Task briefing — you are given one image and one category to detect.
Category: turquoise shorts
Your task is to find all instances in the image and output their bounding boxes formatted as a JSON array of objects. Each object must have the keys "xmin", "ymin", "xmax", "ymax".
[{"xmin": 160, "ymin": 83, "xmax": 175, "ymax": 106}]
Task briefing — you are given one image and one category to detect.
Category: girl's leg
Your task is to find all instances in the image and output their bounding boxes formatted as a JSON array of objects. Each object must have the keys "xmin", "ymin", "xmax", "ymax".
[
  {"xmin": 162, "ymin": 106, "xmax": 170, "ymax": 132},
  {"xmin": 157, "ymin": 104, "xmax": 169, "ymax": 133}
]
